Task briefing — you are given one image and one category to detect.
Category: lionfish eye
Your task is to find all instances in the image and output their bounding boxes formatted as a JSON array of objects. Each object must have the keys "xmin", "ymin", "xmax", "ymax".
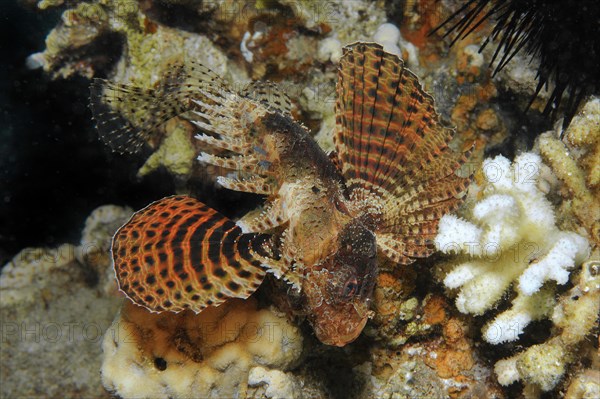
[{"xmin": 341, "ymin": 276, "xmax": 358, "ymax": 300}]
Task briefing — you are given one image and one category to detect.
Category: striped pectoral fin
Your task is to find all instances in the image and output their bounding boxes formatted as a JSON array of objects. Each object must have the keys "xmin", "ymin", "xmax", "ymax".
[
  {"xmin": 89, "ymin": 79, "xmax": 191, "ymax": 154},
  {"xmin": 89, "ymin": 80, "xmax": 158, "ymax": 154},
  {"xmin": 112, "ymin": 196, "xmax": 272, "ymax": 313},
  {"xmin": 89, "ymin": 60, "xmax": 235, "ymax": 154},
  {"xmin": 336, "ymin": 42, "xmax": 472, "ymax": 206},
  {"xmin": 236, "ymin": 197, "xmax": 287, "ymax": 233},
  {"xmin": 376, "ymin": 231, "xmax": 435, "ymax": 265}
]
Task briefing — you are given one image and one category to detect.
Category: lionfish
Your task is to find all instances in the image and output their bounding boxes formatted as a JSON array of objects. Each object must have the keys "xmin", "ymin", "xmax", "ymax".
[{"xmin": 90, "ymin": 42, "xmax": 471, "ymax": 346}]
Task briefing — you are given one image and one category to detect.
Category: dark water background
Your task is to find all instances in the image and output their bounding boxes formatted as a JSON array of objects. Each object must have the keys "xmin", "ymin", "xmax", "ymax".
[{"xmin": 0, "ymin": 2, "xmax": 175, "ymax": 266}]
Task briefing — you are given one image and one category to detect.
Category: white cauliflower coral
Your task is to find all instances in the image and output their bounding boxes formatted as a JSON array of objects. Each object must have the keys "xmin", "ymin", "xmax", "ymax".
[{"xmin": 434, "ymin": 153, "xmax": 589, "ymax": 344}]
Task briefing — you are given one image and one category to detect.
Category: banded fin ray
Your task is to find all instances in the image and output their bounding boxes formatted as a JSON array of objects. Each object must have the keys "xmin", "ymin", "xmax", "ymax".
[
  {"xmin": 240, "ymin": 81, "xmax": 293, "ymax": 117},
  {"xmin": 89, "ymin": 81, "xmax": 167, "ymax": 154},
  {"xmin": 335, "ymin": 42, "xmax": 471, "ymax": 265},
  {"xmin": 89, "ymin": 62, "xmax": 296, "ymax": 203},
  {"xmin": 89, "ymin": 61, "xmax": 233, "ymax": 154},
  {"xmin": 112, "ymin": 196, "xmax": 274, "ymax": 313}
]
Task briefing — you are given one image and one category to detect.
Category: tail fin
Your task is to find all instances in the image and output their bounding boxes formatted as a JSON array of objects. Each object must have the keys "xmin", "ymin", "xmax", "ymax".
[{"xmin": 112, "ymin": 196, "xmax": 272, "ymax": 313}]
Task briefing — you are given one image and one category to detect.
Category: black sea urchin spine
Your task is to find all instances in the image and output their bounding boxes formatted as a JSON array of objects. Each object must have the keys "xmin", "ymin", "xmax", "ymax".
[{"xmin": 432, "ymin": 0, "xmax": 600, "ymax": 128}]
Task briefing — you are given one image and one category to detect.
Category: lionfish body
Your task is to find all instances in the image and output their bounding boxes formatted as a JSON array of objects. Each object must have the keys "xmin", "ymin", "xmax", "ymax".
[{"xmin": 90, "ymin": 43, "xmax": 471, "ymax": 346}]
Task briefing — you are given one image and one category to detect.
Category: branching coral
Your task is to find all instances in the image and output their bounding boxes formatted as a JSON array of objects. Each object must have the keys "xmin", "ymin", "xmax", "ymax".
[
  {"xmin": 435, "ymin": 153, "xmax": 589, "ymax": 337},
  {"xmin": 101, "ymin": 298, "xmax": 303, "ymax": 399},
  {"xmin": 536, "ymin": 97, "xmax": 600, "ymax": 246},
  {"xmin": 434, "ymin": 152, "xmax": 598, "ymax": 392},
  {"xmin": 494, "ymin": 258, "xmax": 599, "ymax": 392}
]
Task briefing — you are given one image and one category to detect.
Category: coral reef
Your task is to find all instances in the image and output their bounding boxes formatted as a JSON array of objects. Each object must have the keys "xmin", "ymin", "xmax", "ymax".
[
  {"xmin": 435, "ymin": 152, "xmax": 598, "ymax": 393},
  {"xmin": 433, "ymin": 0, "xmax": 600, "ymax": 126},
  {"xmin": 494, "ymin": 257, "xmax": 600, "ymax": 392},
  {"xmin": 101, "ymin": 298, "xmax": 303, "ymax": 399},
  {"xmin": 0, "ymin": 205, "xmax": 131, "ymax": 398},
  {"xmin": 357, "ymin": 303, "xmax": 504, "ymax": 399},
  {"xmin": 16, "ymin": 0, "xmax": 598, "ymax": 398},
  {"xmin": 535, "ymin": 97, "xmax": 600, "ymax": 246},
  {"xmin": 364, "ymin": 265, "xmax": 503, "ymax": 398},
  {"xmin": 27, "ymin": 0, "xmax": 246, "ymax": 179}
]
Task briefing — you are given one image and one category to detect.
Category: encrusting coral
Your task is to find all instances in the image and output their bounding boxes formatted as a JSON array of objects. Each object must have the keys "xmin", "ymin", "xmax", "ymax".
[{"xmin": 101, "ymin": 298, "xmax": 303, "ymax": 399}]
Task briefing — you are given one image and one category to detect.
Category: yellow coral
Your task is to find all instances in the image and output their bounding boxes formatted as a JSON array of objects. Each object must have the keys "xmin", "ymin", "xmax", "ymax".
[
  {"xmin": 138, "ymin": 118, "xmax": 196, "ymax": 177},
  {"xmin": 494, "ymin": 256, "xmax": 600, "ymax": 392},
  {"xmin": 536, "ymin": 98, "xmax": 600, "ymax": 246},
  {"xmin": 565, "ymin": 369, "xmax": 600, "ymax": 399},
  {"xmin": 101, "ymin": 298, "xmax": 303, "ymax": 399}
]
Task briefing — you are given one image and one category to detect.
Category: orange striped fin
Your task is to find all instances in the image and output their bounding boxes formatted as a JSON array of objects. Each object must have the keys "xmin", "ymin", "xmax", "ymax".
[
  {"xmin": 112, "ymin": 196, "xmax": 272, "ymax": 313},
  {"xmin": 335, "ymin": 42, "xmax": 472, "ymax": 265},
  {"xmin": 335, "ymin": 42, "xmax": 469, "ymax": 196}
]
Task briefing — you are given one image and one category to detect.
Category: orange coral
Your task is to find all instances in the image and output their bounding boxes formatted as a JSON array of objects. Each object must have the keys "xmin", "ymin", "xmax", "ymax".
[
  {"xmin": 423, "ymin": 294, "xmax": 446, "ymax": 326},
  {"xmin": 423, "ymin": 316, "xmax": 475, "ymax": 379}
]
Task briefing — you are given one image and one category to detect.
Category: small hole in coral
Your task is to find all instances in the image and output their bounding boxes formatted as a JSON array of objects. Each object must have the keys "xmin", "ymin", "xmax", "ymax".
[{"xmin": 154, "ymin": 357, "xmax": 167, "ymax": 371}]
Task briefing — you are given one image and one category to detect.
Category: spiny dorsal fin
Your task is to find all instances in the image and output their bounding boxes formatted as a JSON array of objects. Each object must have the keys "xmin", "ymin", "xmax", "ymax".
[
  {"xmin": 112, "ymin": 196, "xmax": 273, "ymax": 313},
  {"xmin": 89, "ymin": 80, "xmax": 165, "ymax": 154}
]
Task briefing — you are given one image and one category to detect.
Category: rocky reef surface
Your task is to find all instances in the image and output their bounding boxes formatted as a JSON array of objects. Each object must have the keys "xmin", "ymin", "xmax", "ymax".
[{"xmin": 3, "ymin": 0, "xmax": 598, "ymax": 398}]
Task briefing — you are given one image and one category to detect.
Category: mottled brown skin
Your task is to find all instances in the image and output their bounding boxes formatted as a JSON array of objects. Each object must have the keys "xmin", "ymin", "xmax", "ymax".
[
  {"xmin": 255, "ymin": 112, "xmax": 379, "ymax": 346},
  {"xmin": 302, "ymin": 219, "xmax": 378, "ymax": 345}
]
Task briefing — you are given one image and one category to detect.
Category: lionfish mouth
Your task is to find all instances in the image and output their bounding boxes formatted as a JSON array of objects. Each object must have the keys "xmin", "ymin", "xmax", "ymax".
[{"xmin": 315, "ymin": 315, "xmax": 369, "ymax": 347}]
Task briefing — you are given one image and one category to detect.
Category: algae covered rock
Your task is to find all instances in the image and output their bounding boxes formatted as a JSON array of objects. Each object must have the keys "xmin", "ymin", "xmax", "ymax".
[{"xmin": 0, "ymin": 205, "xmax": 131, "ymax": 398}]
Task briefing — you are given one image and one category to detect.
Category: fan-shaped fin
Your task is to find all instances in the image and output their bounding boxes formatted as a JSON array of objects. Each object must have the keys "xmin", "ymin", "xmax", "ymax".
[
  {"xmin": 335, "ymin": 42, "xmax": 472, "ymax": 265},
  {"xmin": 112, "ymin": 196, "xmax": 274, "ymax": 313},
  {"xmin": 89, "ymin": 80, "xmax": 166, "ymax": 154},
  {"xmin": 89, "ymin": 61, "xmax": 233, "ymax": 154},
  {"xmin": 335, "ymin": 42, "xmax": 468, "ymax": 195}
]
